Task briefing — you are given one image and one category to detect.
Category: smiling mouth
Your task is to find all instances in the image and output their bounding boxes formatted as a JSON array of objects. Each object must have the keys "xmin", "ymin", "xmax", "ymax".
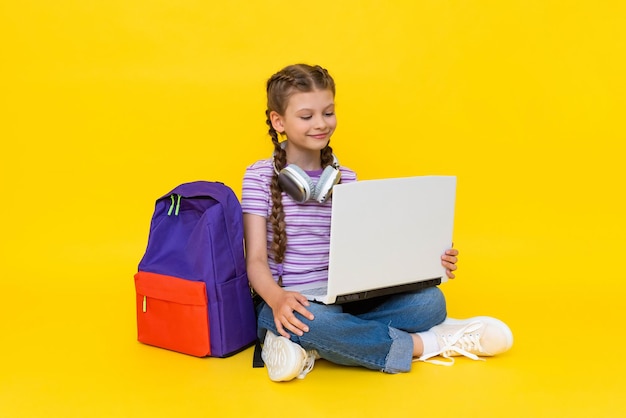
[{"xmin": 310, "ymin": 133, "xmax": 329, "ymax": 139}]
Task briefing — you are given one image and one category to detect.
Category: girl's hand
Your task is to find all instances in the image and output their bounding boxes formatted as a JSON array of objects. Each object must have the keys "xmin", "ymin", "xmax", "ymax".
[
  {"xmin": 271, "ymin": 290, "xmax": 315, "ymax": 338},
  {"xmin": 441, "ymin": 247, "xmax": 459, "ymax": 279}
]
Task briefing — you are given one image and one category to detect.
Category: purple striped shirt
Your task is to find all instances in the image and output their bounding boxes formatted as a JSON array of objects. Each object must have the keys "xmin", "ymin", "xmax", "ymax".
[{"xmin": 242, "ymin": 158, "xmax": 357, "ymax": 287}]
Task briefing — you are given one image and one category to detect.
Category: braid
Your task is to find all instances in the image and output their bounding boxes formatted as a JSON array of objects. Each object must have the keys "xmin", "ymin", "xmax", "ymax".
[
  {"xmin": 264, "ymin": 63, "xmax": 337, "ymax": 285},
  {"xmin": 266, "ymin": 111, "xmax": 288, "ymax": 285},
  {"xmin": 321, "ymin": 145, "xmax": 336, "ymax": 170}
]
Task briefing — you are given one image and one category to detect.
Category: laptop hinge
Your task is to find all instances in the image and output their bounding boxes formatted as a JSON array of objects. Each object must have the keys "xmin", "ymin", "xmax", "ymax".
[{"xmin": 334, "ymin": 278, "xmax": 442, "ymax": 304}]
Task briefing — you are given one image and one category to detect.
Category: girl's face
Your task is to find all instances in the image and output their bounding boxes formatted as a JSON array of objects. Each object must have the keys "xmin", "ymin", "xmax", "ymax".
[{"xmin": 270, "ymin": 89, "xmax": 336, "ymax": 157}]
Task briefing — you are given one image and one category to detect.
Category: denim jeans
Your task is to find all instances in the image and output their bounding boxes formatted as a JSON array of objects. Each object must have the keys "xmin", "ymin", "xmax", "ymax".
[{"xmin": 256, "ymin": 286, "xmax": 447, "ymax": 373}]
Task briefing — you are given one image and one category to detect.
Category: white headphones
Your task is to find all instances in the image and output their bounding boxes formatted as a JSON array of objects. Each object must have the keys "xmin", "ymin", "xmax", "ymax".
[{"xmin": 273, "ymin": 142, "xmax": 341, "ymax": 204}]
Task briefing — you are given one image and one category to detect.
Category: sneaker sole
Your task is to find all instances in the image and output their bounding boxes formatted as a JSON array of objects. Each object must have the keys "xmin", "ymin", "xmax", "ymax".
[
  {"xmin": 261, "ymin": 332, "xmax": 306, "ymax": 382},
  {"xmin": 443, "ymin": 316, "xmax": 514, "ymax": 353}
]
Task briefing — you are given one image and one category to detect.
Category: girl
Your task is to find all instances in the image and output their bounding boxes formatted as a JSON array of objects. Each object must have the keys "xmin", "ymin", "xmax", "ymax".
[{"xmin": 242, "ymin": 64, "xmax": 513, "ymax": 382}]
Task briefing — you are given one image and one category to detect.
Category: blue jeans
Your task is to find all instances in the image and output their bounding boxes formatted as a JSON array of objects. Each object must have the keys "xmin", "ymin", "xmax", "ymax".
[{"xmin": 256, "ymin": 286, "xmax": 447, "ymax": 373}]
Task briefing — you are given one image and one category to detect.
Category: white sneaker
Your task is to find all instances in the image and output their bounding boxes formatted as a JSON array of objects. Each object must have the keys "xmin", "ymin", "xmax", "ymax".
[
  {"xmin": 417, "ymin": 316, "xmax": 513, "ymax": 366},
  {"xmin": 261, "ymin": 331, "xmax": 317, "ymax": 382}
]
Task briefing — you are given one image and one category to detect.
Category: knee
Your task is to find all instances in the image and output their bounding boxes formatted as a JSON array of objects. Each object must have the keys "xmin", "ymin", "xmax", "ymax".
[
  {"xmin": 425, "ymin": 286, "xmax": 447, "ymax": 323},
  {"xmin": 294, "ymin": 302, "xmax": 342, "ymax": 331},
  {"xmin": 426, "ymin": 285, "xmax": 446, "ymax": 306},
  {"xmin": 402, "ymin": 286, "xmax": 447, "ymax": 331}
]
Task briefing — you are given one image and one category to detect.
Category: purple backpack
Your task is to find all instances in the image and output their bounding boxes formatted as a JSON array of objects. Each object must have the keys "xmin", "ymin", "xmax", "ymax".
[{"xmin": 134, "ymin": 181, "xmax": 257, "ymax": 357}]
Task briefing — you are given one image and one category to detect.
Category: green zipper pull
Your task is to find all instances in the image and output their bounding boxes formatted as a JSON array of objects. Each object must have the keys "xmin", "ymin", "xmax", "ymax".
[
  {"xmin": 167, "ymin": 195, "xmax": 176, "ymax": 216},
  {"xmin": 175, "ymin": 194, "xmax": 182, "ymax": 216}
]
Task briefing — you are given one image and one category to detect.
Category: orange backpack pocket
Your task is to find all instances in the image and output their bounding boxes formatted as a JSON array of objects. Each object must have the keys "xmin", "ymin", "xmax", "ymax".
[{"xmin": 134, "ymin": 271, "xmax": 210, "ymax": 357}]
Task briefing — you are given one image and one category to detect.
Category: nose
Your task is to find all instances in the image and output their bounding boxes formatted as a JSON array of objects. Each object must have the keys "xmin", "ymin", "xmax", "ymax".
[{"xmin": 313, "ymin": 114, "xmax": 328, "ymax": 130}]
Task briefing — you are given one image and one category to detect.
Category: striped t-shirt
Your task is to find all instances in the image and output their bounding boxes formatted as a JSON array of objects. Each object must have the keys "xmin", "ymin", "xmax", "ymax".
[{"xmin": 241, "ymin": 158, "xmax": 357, "ymax": 287}]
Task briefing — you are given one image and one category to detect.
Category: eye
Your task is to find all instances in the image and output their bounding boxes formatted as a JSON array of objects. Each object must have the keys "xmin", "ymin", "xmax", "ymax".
[
  {"xmin": 300, "ymin": 115, "xmax": 312, "ymax": 120},
  {"xmin": 324, "ymin": 112, "xmax": 335, "ymax": 117}
]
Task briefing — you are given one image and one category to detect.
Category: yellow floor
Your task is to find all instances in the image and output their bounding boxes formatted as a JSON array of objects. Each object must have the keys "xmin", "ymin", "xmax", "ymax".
[
  {"xmin": 2, "ymin": 232, "xmax": 625, "ymax": 417},
  {"xmin": 2, "ymin": 1, "xmax": 626, "ymax": 416}
]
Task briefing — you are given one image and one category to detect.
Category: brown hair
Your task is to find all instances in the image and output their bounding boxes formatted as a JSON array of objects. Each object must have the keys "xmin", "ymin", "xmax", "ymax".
[{"xmin": 265, "ymin": 64, "xmax": 336, "ymax": 284}]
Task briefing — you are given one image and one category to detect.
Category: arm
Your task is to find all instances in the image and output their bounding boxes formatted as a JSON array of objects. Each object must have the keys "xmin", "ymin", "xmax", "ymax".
[{"xmin": 243, "ymin": 213, "xmax": 314, "ymax": 337}]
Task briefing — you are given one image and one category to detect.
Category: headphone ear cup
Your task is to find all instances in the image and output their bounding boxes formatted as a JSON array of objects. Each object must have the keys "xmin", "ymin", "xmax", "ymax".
[
  {"xmin": 313, "ymin": 166, "xmax": 341, "ymax": 203},
  {"xmin": 278, "ymin": 165, "xmax": 314, "ymax": 203}
]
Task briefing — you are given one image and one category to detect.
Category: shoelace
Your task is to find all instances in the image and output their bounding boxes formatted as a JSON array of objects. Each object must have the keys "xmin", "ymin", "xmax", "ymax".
[
  {"xmin": 416, "ymin": 321, "xmax": 487, "ymax": 366},
  {"xmin": 297, "ymin": 350, "xmax": 318, "ymax": 379}
]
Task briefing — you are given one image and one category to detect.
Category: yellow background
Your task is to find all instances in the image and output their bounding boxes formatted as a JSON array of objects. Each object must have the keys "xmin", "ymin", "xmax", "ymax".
[{"xmin": 1, "ymin": 1, "xmax": 625, "ymax": 417}]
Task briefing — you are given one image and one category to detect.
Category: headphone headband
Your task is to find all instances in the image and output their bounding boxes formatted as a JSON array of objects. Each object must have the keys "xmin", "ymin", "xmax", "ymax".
[{"xmin": 272, "ymin": 141, "xmax": 341, "ymax": 203}]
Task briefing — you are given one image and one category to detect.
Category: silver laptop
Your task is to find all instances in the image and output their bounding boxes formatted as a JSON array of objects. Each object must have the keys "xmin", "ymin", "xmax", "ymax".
[{"xmin": 285, "ymin": 175, "xmax": 457, "ymax": 304}]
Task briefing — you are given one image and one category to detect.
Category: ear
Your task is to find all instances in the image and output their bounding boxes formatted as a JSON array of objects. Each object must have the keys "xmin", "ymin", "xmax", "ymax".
[{"xmin": 269, "ymin": 111, "xmax": 285, "ymax": 134}]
